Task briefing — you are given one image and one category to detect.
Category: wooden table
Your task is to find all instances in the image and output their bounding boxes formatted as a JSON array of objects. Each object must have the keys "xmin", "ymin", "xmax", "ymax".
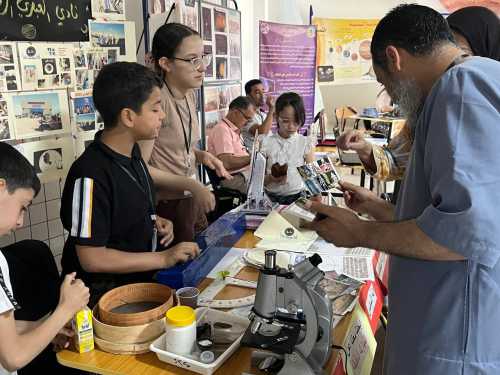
[{"xmin": 57, "ymin": 232, "xmax": 353, "ymax": 374}]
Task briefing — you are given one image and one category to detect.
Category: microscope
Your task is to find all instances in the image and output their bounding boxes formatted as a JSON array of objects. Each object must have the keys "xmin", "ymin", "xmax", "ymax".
[{"xmin": 241, "ymin": 250, "xmax": 332, "ymax": 375}]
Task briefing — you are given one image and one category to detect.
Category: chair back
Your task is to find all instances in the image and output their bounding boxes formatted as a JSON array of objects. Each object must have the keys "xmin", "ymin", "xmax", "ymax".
[
  {"xmin": 205, "ymin": 166, "xmax": 222, "ymax": 190},
  {"xmin": 334, "ymin": 106, "xmax": 357, "ymax": 131}
]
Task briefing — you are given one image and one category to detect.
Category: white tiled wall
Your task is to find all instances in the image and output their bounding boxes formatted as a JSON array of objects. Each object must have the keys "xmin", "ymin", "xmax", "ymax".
[{"xmin": 0, "ymin": 179, "xmax": 68, "ymax": 272}]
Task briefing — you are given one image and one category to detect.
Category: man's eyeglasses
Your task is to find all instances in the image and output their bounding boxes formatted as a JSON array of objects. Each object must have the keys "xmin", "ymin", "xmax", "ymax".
[
  {"xmin": 237, "ymin": 108, "xmax": 254, "ymax": 121},
  {"xmin": 173, "ymin": 55, "xmax": 212, "ymax": 70}
]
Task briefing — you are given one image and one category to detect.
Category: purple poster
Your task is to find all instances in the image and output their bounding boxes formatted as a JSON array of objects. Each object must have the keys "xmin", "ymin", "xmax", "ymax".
[{"xmin": 259, "ymin": 21, "xmax": 317, "ymax": 132}]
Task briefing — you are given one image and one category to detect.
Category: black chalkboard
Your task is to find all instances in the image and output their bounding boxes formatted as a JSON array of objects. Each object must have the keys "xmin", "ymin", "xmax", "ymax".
[{"xmin": 0, "ymin": 0, "xmax": 91, "ymax": 42}]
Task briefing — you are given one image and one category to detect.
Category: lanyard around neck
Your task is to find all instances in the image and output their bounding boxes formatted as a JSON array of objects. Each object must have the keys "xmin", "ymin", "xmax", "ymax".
[
  {"xmin": 113, "ymin": 159, "xmax": 155, "ymax": 219},
  {"xmin": 164, "ymin": 80, "xmax": 192, "ymax": 156}
]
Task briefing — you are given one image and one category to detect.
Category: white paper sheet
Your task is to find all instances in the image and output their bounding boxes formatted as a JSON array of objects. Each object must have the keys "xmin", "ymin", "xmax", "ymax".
[
  {"xmin": 318, "ymin": 253, "xmax": 374, "ymax": 281},
  {"xmin": 206, "ymin": 247, "xmax": 247, "ymax": 279}
]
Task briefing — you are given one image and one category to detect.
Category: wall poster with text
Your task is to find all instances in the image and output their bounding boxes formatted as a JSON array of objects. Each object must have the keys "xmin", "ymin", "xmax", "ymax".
[
  {"xmin": 313, "ymin": 18, "xmax": 378, "ymax": 81},
  {"xmin": 259, "ymin": 21, "xmax": 317, "ymax": 132}
]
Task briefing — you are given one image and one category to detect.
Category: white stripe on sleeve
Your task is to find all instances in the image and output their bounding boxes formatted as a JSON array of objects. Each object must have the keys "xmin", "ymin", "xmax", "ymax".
[
  {"xmin": 79, "ymin": 178, "xmax": 94, "ymax": 238},
  {"xmin": 70, "ymin": 178, "xmax": 82, "ymax": 237}
]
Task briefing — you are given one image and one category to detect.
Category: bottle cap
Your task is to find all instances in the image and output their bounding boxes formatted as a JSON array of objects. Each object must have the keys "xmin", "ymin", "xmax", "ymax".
[
  {"xmin": 200, "ymin": 350, "xmax": 215, "ymax": 363},
  {"xmin": 166, "ymin": 306, "xmax": 195, "ymax": 327}
]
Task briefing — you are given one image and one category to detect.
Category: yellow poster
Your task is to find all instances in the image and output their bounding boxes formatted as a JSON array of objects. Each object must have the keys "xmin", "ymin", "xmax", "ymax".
[
  {"xmin": 313, "ymin": 18, "xmax": 378, "ymax": 80},
  {"xmin": 340, "ymin": 303, "xmax": 377, "ymax": 375}
]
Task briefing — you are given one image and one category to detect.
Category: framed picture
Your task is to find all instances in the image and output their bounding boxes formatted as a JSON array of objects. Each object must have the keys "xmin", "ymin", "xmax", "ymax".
[
  {"xmin": 202, "ymin": 6, "xmax": 213, "ymax": 41},
  {"xmin": 18, "ymin": 42, "xmax": 76, "ymax": 91},
  {"xmin": 73, "ymin": 44, "xmax": 120, "ymax": 91},
  {"xmin": 75, "ymin": 131, "xmax": 98, "ymax": 157},
  {"xmin": 0, "ymin": 94, "xmax": 14, "ymax": 141},
  {"xmin": 6, "ymin": 90, "xmax": 71, "ymax": 140},
  {"xmin": 20, "ymin": 137, "xmax": 74, "ymax": 182},
  {"xmin": 89, "ymin": 21, "xmax": 136, "ymax": 62},
  {"xmin": 0, "ymin": 42, "xmax": 21, "ymax": 92},
  {"xmin": 91, "ymin": 0, "xmax": 126, "ymax": 21}
]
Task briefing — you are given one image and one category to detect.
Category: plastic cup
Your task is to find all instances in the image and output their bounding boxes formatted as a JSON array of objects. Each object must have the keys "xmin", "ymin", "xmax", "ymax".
[{"xmin": 176, "ymin": 287, "xmax": 200, "ymax": 308}]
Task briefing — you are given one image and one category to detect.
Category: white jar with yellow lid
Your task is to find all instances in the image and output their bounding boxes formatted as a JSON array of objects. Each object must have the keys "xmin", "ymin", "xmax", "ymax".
[{"xmin": 165, "ymin": 305, "xmax": 197, "ymax": 355}]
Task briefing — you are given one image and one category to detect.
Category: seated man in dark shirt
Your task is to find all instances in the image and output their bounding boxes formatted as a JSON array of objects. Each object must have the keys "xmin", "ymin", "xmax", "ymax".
[{"xmin": 60, "ymin": 62, "xmax": 199, "ymax": 306}]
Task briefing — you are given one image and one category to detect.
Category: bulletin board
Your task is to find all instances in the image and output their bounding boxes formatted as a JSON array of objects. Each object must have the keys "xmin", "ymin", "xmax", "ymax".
[
  {"xmin": 0, "ymin": 0, "xmax": 137, "ymax": 183},
  {"xmin": 200, "ymin": 1, "xmax": 242, "ymax": 143}
]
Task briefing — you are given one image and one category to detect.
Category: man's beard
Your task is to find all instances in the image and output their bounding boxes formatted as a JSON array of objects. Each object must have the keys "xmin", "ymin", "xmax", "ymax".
[{"xmin": 387, "ymin": 77, "xmax": 424, "ymax": 131}]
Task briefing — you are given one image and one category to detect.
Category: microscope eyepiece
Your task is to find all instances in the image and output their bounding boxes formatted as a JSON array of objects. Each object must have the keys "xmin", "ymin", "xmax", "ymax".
[
  {"xmin": 264, "ymin": 250, "xmax": 277, "ymax": 270},
  {"xmin": 309, "ymin": 253, "xmax": 322, "ymax": 267}
]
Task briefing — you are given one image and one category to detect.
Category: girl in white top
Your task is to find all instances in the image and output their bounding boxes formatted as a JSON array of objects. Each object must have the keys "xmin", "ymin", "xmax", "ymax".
[
  {"xmin": 0, "ymin": 143, "xmax": 89, "ymax": 374},
  {"xmin": 260, "ymin": 92, "xmax": 316, "ymax": 205}
]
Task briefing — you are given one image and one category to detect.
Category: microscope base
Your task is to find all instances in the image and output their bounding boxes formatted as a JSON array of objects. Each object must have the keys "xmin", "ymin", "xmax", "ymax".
[{"xmin": 251, "ymin": 350, "xmax": 325, "ymax": 375}]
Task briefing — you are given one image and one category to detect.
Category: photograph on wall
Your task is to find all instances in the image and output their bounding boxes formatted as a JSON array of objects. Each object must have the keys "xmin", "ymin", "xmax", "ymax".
[
  {"xmin": 92, "ymin": 0, "xmax": 126, "ymax": 21},
  {"xmin": 6, "ymin": 90, "xmax": 71, "ymax": 140},
  {"xmin": 0, "ymin": 1, "xmax": 91, "ymax": 42},
  {"xmin": 204, "ymin": 111, "xmax": 220, "ymax": 133},
  {"xmin": 148, "ymin": 0, "xmax": 169, "ymax": 14},
  {"xmin": 0, "ymin": 94, "xmax": 13, "ymax": 141},
  {"xmin": 313, "ymin": 18, "xmax": 378, "ymax": 80},
  {"xmin": 228, "ymin": 84, "xmax": 241, "ymax": 101},
  {"xmin": 229, "ymin": 33, "xmax": 240, "ymax": 57},
  {"xmin": 18, "ymin": 42, "xmax": 76, "ymax": 91},
  {"xmin": 214, "ymin": 9, "xmax": 227, "ymax": 33},
  {"xmin": 21, "ymin": 137, "xmax": 74, "ymax": 182},
  {"xmin": 202, "ymin": 6, "xmax": 213, "ymax": 41},
  {"xmin": 215, "ymin": 57, "xmax": 227, "ymax": 80},
  {"xmin": 0, "ymin": 117, "xmax": 13, "ymax": 141},
  {"xmin": 75, "ymin": 131, "xmax": 97, "ymax": 157},
  {"xmin": 218, "ymin": 86, "xmax": 230, "ymax": 110},
  {"xmin": 317, "ymin": 65, "xmax": 334, "ymax": 82},
  {"xmin": 75, "ymin": 113, "xmax": 97, "ymax": 132},
  {"xmin": 72, "ymin": 94, "xmax": 97, "ymax": 132},
  {"xmin": 228, "ymin": 9, "xmax": 241, "ymax": 35},
  {"xmin": 230, "ymin": 57, "xmax": 241, "ymax": 80},
  {"xmin": 203, "ymin": 44, "xmax": 214, "ymax": 79},
  {"xmin": 73, "ymin": 44, "xmax": 119, "ymax": 91},
  {"xmin": 0, "ymin": 43, "xmax": 21, "ymax": 92},
  {"xmin": 215, "ymin": 34, "xmax": 228, "ymax": 55},
  {"xmin": 89, "ymin": 21, "xmax": 136, "ymax": 62},
  {"xmin": 204, "ymin": 86, "xmax": 219, "ymax": 112},
  {"xmin": 179, "ymin": 0, "xmax": 199, "ymax": 32},
  {"xmin": 0, "ymin": 95, "xmax": 7, "ymax": 117}
]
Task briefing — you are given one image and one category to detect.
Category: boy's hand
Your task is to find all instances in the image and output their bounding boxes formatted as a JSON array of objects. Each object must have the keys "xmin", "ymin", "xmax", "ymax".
[
  {"xmin": 160, "ymin": 242, "xmax": 200, "ymax": 267},
  {"xmin": 52, "ymin": 322, "xmax": 74, "ymax": 352},
  {"xmin": 156, "ymin": 217, "xmax": 174, "ymax": 247},
  {"xmin": 58, "ymin": 273, "xmax": 90, "ymax": 316}
]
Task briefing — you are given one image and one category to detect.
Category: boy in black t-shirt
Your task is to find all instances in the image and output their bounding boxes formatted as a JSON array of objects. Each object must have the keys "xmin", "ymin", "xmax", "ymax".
[{"xmin": 60, "ymin": 62, "xmax": 199, "ymax": 306}]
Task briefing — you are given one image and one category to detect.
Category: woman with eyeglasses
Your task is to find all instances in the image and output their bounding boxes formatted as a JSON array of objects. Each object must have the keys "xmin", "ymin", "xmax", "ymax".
[{"xmin": 140, "ymin": 23, "xmax": 231, "ymax": 244}]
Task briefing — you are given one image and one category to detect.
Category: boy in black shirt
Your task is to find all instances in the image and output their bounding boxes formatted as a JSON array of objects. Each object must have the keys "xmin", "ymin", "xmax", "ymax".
[{"xmin": 61, "ymin": 62, "xmax": 199, "ymax": 306}]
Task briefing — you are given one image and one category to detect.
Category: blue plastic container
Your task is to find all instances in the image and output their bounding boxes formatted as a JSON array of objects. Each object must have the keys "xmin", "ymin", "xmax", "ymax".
[{"xmin": 156, "ymin": 212, "xmax": 247, "ymax": 289}]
